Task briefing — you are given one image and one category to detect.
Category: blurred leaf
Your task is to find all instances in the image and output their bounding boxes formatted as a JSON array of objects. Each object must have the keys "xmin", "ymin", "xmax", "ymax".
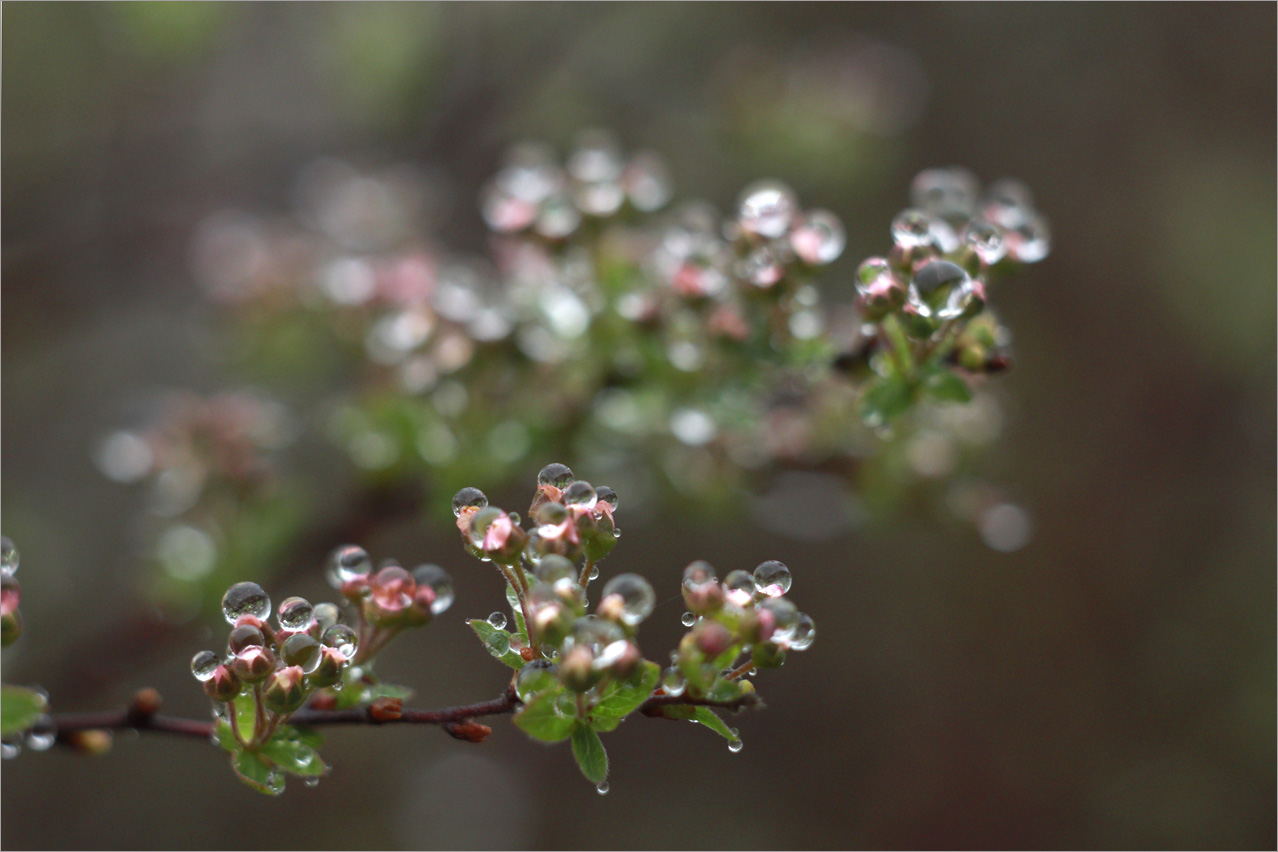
[
  {"xmin": 467, "ymin": 619, "xmax": 526, "ymax": 669},
  {"xmin": 213, "ymin": 720, "xmax": 236, "ymax": 752},
  {"xmin": 860, "ymin": 375, "xmax": 913, "ymax": 426},
  {"xmin": 232, "ymin": 750, "xmax": 283, "ymax": 796},
  {"xmin": 0, "ymin": 685, "xmax": 47, "ymax": 737},
  {"xmin": 921, "ymin": 367, "xmax": 972, "ymax": 403},
  {"xmin": 570, "ymin": 724, "xmax": 608, "ymax": 785},
  {"xmin": 513, "ymin": 688, "xmax": 576, "ymax": 743}
]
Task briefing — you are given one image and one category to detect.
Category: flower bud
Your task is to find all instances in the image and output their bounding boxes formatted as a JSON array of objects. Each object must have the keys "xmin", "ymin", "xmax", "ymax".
[
  {"xmin": 559, "ymin": 644, "xmax": 600, "ymax": 693},
  {"xmin": 232, "ymin": 645, "xmax": 276, "ymax": 683},
  {"xmin": 694, "ymin": 621, "xmax": 734, "ymax": 660},
  {"xmin": 307, "ymin": 647, "xmax": 347, "ymax": 689},
  {"xmin": 1, "ymin": 609, "xmax": 21, "ymax": 647},
  {"xmin": 262, "ymin": 665, "xmax": 308, "ymax": 714},
  {"xmin": 608, "ymin": 641, "xmax": 643, "ymax": 682},
  {"xmin": 203, "ymin": 664, "xmax": 241, "ymax": 702}
]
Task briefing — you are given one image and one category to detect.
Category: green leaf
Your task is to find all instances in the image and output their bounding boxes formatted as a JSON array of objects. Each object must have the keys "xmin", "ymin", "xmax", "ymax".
[
  {"xmin": 1, "ymin": 685, "xmax": 48, "ymax": 737},
  {"xmin": 232, "ymin": 750, "xmax": 284, "ymax": 795},
  {"xmin": 860, "ymin": 375, "xmax": 914, "ymax": 426},
  {"xmin": 512, "ymin": 688, "xmax": 576, "ymax": 743},
  {"xmin": 592, "ymin": 661, "xmax": 660, "ymax": 719},
  {"xmin": 691, "ymin": 706, "xmax": 737, "ymax": 741},
  {"xmin": 591, "ymin": 714, "xmax": 622, "ymax": 733},
  {"xmin": 921, "ymin": 367, "xmax": 972, "ymax": 403},
  {"xmin": 259, "ymin": 732, "xmax": 327, "ymax": 777},
  {"xmin": 232, "ymin": 691, "xmax": 257, "ymax": 741},
  {"xmin": 284, "ymin": 725, "xmax": 324, "ymax": 750},
  {"xmin": 468, "ymin": 619, "xmax": 526, "ymax": 669},
  {"xmin": 648, "ymin": 703, "xmax": 695, "ymax": 721},
  {"xmin": 504, "ymin": 582, "xmax": 528, "ymax": 638},
  {"xmin": 213, "ymin": 720, "xmax": 237, "ymax": 752},
  {"xmin": 570, "ymin": 724, "xmax": 609, "ymax": 785}
]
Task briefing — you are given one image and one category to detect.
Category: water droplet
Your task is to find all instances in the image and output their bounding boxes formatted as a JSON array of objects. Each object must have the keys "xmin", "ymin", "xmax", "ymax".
[
  {"xmin": 312, "ymin": 602, "xmax": 341, "ymax": 631},
  {"xmin": 411, "ymin": 564, "xmax": 455, "ymax": 615},
  {"xmin": 282, "ymin": 633, "xmax": 323, "ymax": 673},
  {"xmin": 222, "ymin": 582, "xmax": 271, "ymax": 624},
  {"xmin": 594, "ymin": 486, "xmax": 618, "ymax": 510},
  {"xmin": 738, "ymin": 244, "xmax": 787, "ymax": 288},
  {"xmin": 612, "ymin": 528, "xmax": 621, "ymax": 539},
  {"xmin": 277, "ymin": 596, "xmax": 314, "ymax": 631},
  {"xmin": 723, "ymin": 570, "xmax": 756, "ymax": 607},
  {"xmin": 681, "ymin": 612, "xmax": 697, "ymax": 627},
  {"xmin": 26, "ymin": 715, "xmax": 55, "ymax": 751},
  {"xmin": 563, "ymin": 481, "xmax": 597, "ymax": 511},
  {"xmin": 789, "ymin": 209, "xmax": 845, "ymax": 265},
  {"xmin": 487, "ymin": 612, "xmax": 507, "ymax": 630},
  {"xmin": 909, "ymin": 260, "xmax": 978, "ymax": 321},
  {"xmin": 910, "ymin": 167, "xmax": 979, "ymax": 220},
  {"xmin": 1, "ymin": 537, "xmax": 20, "ymax": 578},
  {"xmin": 757, "ymin": 597, "xmax": 800, "ymax": 644},
  {"xmin": 623, "ymin": 151, "xmax": 673, "ymax": 212},
  {"xmin": 728, "ymin": 739, "xmax": 744, "ymax": 753},
  {"xmin": 661, "ymin": 667, "xmax": 686, "ymax": 697},
  {"xmin": 537, "ymin": 463, "xmax": 575, "ymax": 490},
  {"xmin": 451, "ymin": 487, "xmax": 488, "ymax": 517},
  {"xmin": 266, "ymin": 770, "xmax": 285, "ymax": 794},
  {"xmin": 753, "ymin": 560, "xmax": 792, "ymax": 597},
  {"xmin": 1005, "ymin": 213, "xmax": 1051, "ymax": 264},
  {"xmin": 305, "ymin": 777, "xmax": 320, "ymax": 788},
  {"xmin": 737, "ymin": 180, "xmax": 798, "ymax": 239},
  {"xmin": 535, "ymin": 193, "xmax": 582, "ymax": 239},
  {"xmin": 191, "ymin": 650, "xmax": 220, "ymax": 682},
  {"xmin": 513, "ymin": 659, "xmax": 558, "ymax": 701},
  {"xmin": 588, "ymin": 566, "xmax": 600, "ymax": 582},
  {"xmin": 485, "ymin": 631, "xmax": 511, "ymax": 657},
  {"xmin": 595, "ymin": 781, "xmax": 610, "ymax": 795},
  {"xmin": 670, "ymin": 408, "xmax": 717, "ymax": 447},
  {"xmin": 599, "ymin": 574, "xmax": 655, "ymax": 626},
  {"xmin": 961, "ymin": 219, "xmax": 1006, "ymax": 265},
  {"xmin": 748, "ymin": 667, "xmax": 758, "ymax": 676},
  {"xmin": 326, "ymin": 545, "xmax": 372, "ymax": 589},
  {"xmin": 789, "ymin": 613, "xmax": 816, "ymax": 651},
  {"xmin": 2, "ymin": 741, "xmax": 21, "ymax": 759},
  {"xmin": 567, "ymin": 130, "xmax": 624, "ymax": 184},
  {"xmin": 321, "ymin": 624, "xmax": 358, "ymax": 656}
]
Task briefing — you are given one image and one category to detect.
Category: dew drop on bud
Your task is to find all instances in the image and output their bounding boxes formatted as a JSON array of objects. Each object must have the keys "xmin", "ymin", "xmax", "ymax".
[
  {"xmin": 321, "ymin": 624, "xmax": 358, "ymax": 657},
  {"xmin": 908, "ymin": 260, "xmax": 976, "ymax": 321},
  {"xmin": 0, "ymin": 537, "xmax": 18, "ymax": 578},
  {"xmin": 487, "ymin": 612, "xmax": 507, "ymax": 630},
  {"xmin": 890, "ymin": 209, "xmax": 935, "ymax": 249},
  {"xmin": 26, "ymin": 715, "xmax": 55, "ymax": 751},
  {"xmin": 228, "ymin": 624, "xmax": 265, "ymax": 654},
  {"xmin": 277, "ymin": 596, "xmax": 314, "ymax": 631},
  {"xmin": 312, "ymin": 602, "xmax": 341, "ymax": 631},
  {"xmin": 282, "ymin": 633, "xmax": 323, "ymax": 673},
  {"xmin": 737, "ymin": 180, "xmax": 798, "ymax": 239},
  {"xmin": 600, "ymin": 573, "xmax": 655, "ymax": 626},
  {"xmin": 681, "ymin": 612, "xmax": 697, "ymax": 627},
  {"xmin": 594, "ymin": 486, "xmax": 618, "ymax": 510},
  {"xmin": 562, "ymin": 481, "xmax": 597, "ymax": 510},
  {"xmin": 326, "ymin": 545, "xmax": 372, "ymax": 589},
  {"xmin": 753, "ymin": 560, "xmax": 792, "ymax": 597},
  {"xmin": 221, "ymin": 582, "xmax": 271, "ymax": 624},
  {"xmin": 485, "ymin": 631, "xmax": 511, "ymax": 656},
  {"xmin": 789, "ymin": 612, "xmax": 816, "ymax": 651},
  {"xmin": 537, "ymin": 463, "xmax": 575, "ymax": 489},
  {"xmin": 451, "ymin": 487, "xmax": 488, "ymax": 517},
  {"xmin": 595, "ymin": 782, "xmax": 610, "ymax": 796},
  {"xmin": 191, "ymin": 649, "xmax": 220, "ymax": 681},
  {"xmin": 411, "ymin": 564, "xmax": 455, "ymax": 615},
  {"xmin": 789, "ymin": 209, "xmax": 845, "ymax": 265},
  {"xmin": 723, "ymin": 570, "xmax": 756, "ymax": 607},
  {"xmin": 961, "ymin": 219, "xmax": 1006, "ymax": 265}
]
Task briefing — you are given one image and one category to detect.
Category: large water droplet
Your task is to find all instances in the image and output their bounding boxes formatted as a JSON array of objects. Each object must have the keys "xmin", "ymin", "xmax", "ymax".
[
  {"xmin": 789, "ymin": 209, "xmax": 845, "ymax": 265},
  {"xmin": 222, "ymin": 582, "xmax": 270, "ymax": 624},
  {"xmin": 321, "ymin": 624, "xmax": 358, "ymax": 657},
  {"xmin": 563, "ymin": 481, "xmax": 597, "ymax": 511},
  {"xmin": 191, "ymin": 650, "xmax": 220, "ymax": 682},
  {"xmin": 326, "ymin": 545, "xmax": 372, "ymax": 589},
  {"xmin": 961, "ymin": 219, "xmax": 1006, "ymax": 265},
  {"xmin": 599, "ymin": 574, "xmax": 655, "ymax": 626},
  {"xmin": 908, "ymin": 260, "xmax": 977, "ymax": 321},
  {"xmin": 485, "ymin": 631, "xmax": 511, "ymax": 656},
  {"xmin": 282, "ymin": 633, "xmax": 323, "ymax": 673},
  {"xmin": 487, "ymin": 612, "xmax": 508, "ymax": 630},
  {"xmin": 537, "ymin": 463, "xmax": 575, "ymax": 489},
  {"xmin": 789, "ymin": 613, "xmax": 817, "ymax": 651},
  {"xmin": 737, "ymin": 180, "xmax": 798, "ymax": 239},
  {"xmin": 594, "ymin": 486, "xmax": 619, "ymax": 510},
  {"xmin": 723, "ymin": 570, "xmax": 756, "ymax": 607},
  {"xmin": 228, "ymin": 624, "xmax": 265, "ymax": 654},
  {"xmin": 312, "ymin": 602, "xmax": 341, "ymax": 631},
  {"xmin": 411, "ymin": 564, "xmax": 455, "ymax": 615},
  {"xmin": 451, "ymin": 487, "xmax": 488, "ymax": 517},
  {"xmin": 661, "ymin": 666, "xmax": 686, "ymax": 697},
  {"xmin": 891, "ymin": 209, "xmax": 935, "ymax": 249},
  {"xmin": 277, "ymin": 596, "xmax": 314, "ymax": 631},
  {"xmin": 753, "ymin": 560, "xmax": 792, "ymax": 597},
  {"xmin": 514, "ymin": 659, "xmax": 558, "ymax": 702},
  {"xmin": 1, "ymin": 537, "xmax": 19, "ymax": 578}
]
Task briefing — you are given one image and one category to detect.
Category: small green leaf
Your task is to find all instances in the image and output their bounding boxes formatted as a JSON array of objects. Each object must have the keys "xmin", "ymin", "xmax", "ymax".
[
  {"xmin": 504, "ymin": 582, "xmax": 528, "ymax": 638},
  {"xmin": 1, "ymin": 685, "xmax": 48, "ymax": 737},
  {"xmin": 648, "ymin": 703, "xmax": 695, "ymax": 721},
  {"xmin": 860, "ymin": 375, "xmax": 914, "ymax": 426},
  {"xmin": 512, "ymin": 688, "xmax": 576, "ymax": 743},
  {"xmin": 285, "ymin": 725, "xmax": 324, "ymax": 749},
  {"xmin": 592, "ymin": 661, "xmax": 660, "ymax": 719},
  {"xmin": 468, "ymin": 619, "xmax": 526, "ymax": 669},
  {"xmin": 570, "ymin": 724, "xmax": 609, "ymax": 785},
  {"xmin": 232, "ymin": 750, "xmax": 284, "ymax": 795},
  {"xmin": 921, "ymin": 367, "xmax": 972, "ymax": 403},
  {"xmin": 591, "ymin": 714, "xmax": 622, "ymax": 732},
  {"xmin": 259, "ymin": 732, "xmax": 327, "ymax": 777},
  {"xmin": 213, "ymin": 720, "xmax": 237, "ymax": 752},
  {"xmin": 690, "ymin": 706, "xmax": 737, "ymax": 741}
]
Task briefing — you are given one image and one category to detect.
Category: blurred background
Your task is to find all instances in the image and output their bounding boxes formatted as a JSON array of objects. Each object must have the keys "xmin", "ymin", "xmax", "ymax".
[{"xmin": 2, "ymin": 3, "xmax": 1274, "ymax": 849}]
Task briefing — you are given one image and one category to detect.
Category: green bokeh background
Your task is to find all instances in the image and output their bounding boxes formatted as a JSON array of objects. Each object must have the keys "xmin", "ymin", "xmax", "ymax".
[{"xmin": 3, "ymin": 3, "xmax": 1274, "ymax": 849}]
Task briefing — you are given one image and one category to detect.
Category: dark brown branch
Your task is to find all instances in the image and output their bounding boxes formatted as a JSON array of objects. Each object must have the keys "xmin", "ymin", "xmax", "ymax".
[{"xmin": 49, "ymin": 688, "xmax": 761, "ymax": 747}]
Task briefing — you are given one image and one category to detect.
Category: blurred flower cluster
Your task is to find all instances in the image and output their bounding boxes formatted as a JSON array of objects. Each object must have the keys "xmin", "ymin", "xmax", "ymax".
[{"xmin": 1, "ymin": 538, "xmax": 57, "ymax": 760}]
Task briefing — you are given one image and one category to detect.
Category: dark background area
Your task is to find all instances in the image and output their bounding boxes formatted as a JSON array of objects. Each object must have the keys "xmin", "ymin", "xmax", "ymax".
[{"xmin": 2, "ymin": 3, "xmax": 1274, "ymax": 849}]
